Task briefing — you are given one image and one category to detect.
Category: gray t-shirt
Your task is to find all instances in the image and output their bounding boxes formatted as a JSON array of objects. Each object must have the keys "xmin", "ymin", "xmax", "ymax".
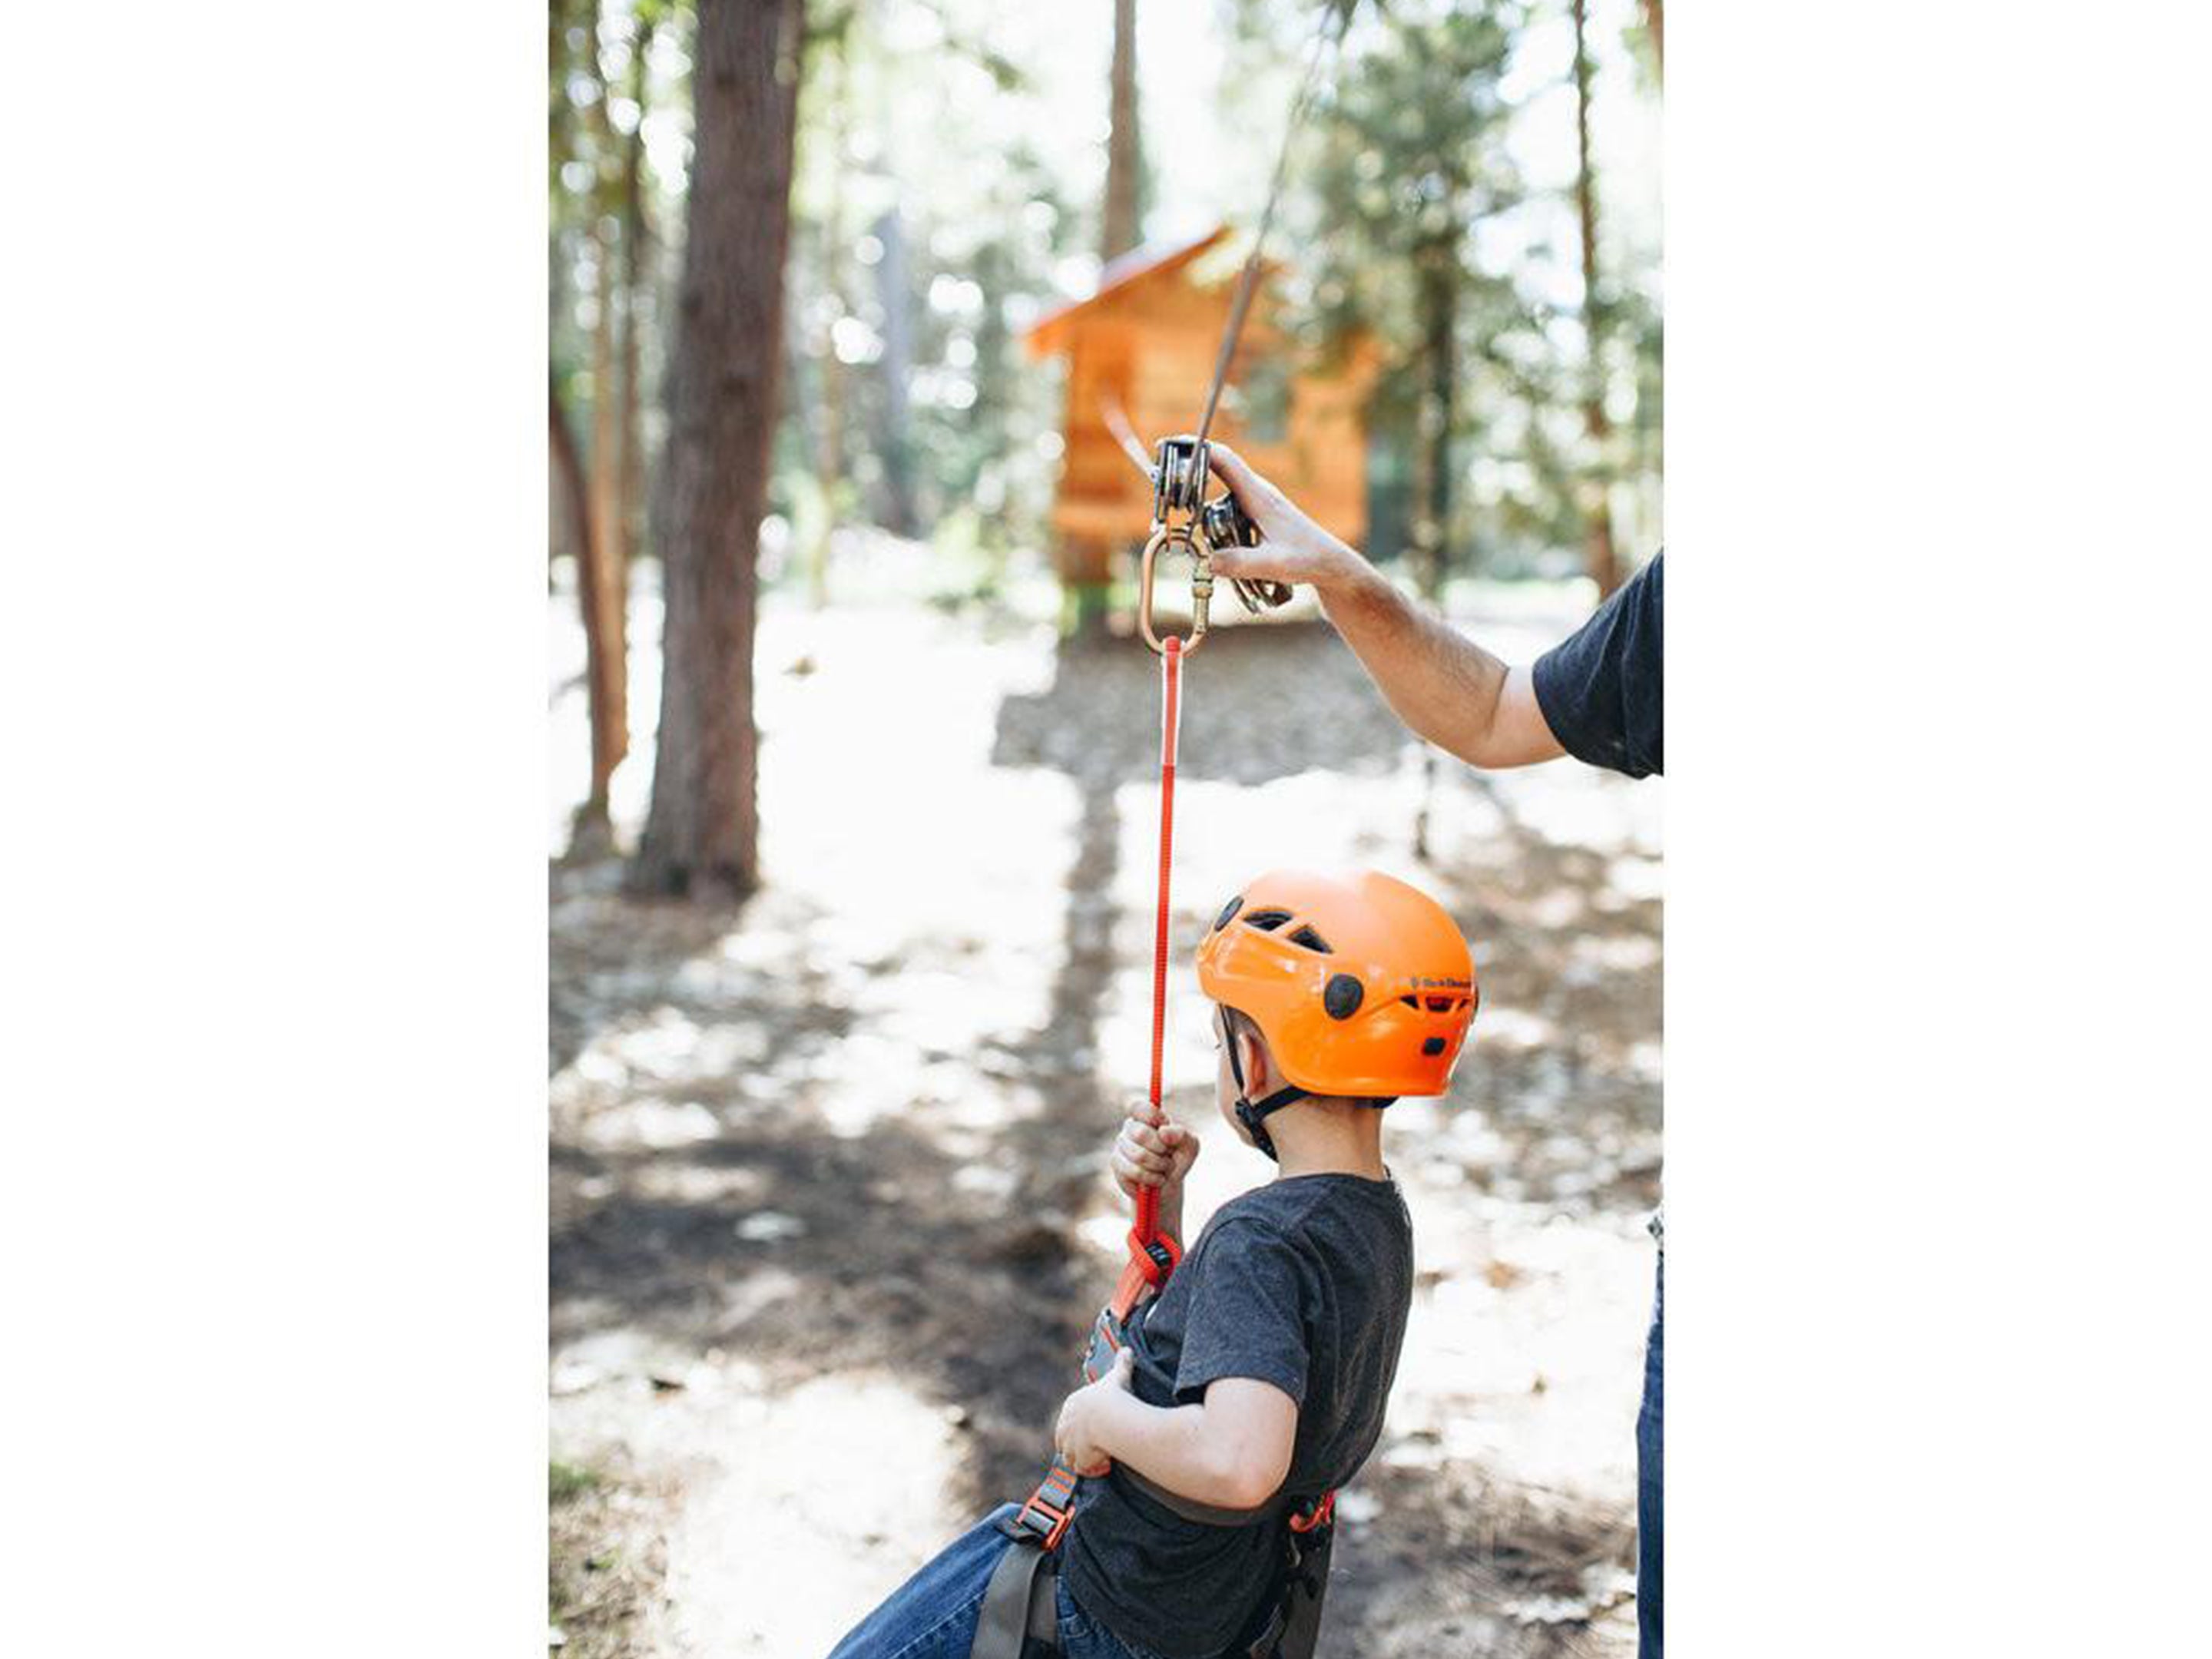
[{"xmin": 1060, "ymin": 1173, "xmax": 1415, "ymax": 1659}]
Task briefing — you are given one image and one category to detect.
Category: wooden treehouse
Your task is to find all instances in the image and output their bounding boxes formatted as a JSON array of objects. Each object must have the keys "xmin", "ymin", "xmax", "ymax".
[{"xmin": 1023, "ymin": 226, "xmax": 1377, "ymax": 617}]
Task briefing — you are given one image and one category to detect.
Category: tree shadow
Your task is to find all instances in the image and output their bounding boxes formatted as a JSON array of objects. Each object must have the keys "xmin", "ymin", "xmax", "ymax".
[
  {"xmin": 549, "ymin": 613, "xmax": 1656, "ymax": 1634},
  {"xmin": 549, "ymin": 856, "xmax": 767, "ymax": 1078},
  {"xmin": 990, "ymin": 620, "xmax": 1412, "ymax": 789},
  {"xmin": 988, "ymin": 621, "xmax": 1661, "ymax": 1218},
  {"xmin": 1326, "ymin": 1458, "xmax": 1636, "ymax": 1657}
]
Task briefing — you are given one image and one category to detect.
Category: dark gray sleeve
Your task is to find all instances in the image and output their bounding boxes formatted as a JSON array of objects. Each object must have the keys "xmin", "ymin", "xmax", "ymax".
[
  {"xmin": 1532, "ymin": 551, "xmax": 1664, "ymax": 778},
  {"xmin": 1171, "ymin": 1218, "xmax": 1313, "ymax": 1408}
]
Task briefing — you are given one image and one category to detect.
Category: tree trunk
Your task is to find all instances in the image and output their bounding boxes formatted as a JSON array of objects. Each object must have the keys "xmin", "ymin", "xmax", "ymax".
[
  {"xmin": 1572, "ymin": 0, "xmax": 1621, "ymax": 599},
  {"xmin": 1642, "ymin": 0, "xmax": 1663, "ymax": 75},
  {"xmin": 1409, "ymin": 246, "xmax": 1455, "ymax": 869},
  {"xmin": 870, "ymin": 205, "xmax": 917, "ymax": 536},
  {"xmin": 1409, "ymin": 244, "xmax": 1457, "ymax": 604},
  {"xmin": 573, "ymin": 0, "xmax": 630, "ymax": 812},
  {"xmin": 588, "ymin": 216, "xmax": 631, "ymax": 757},
  {"xmin": 1102, "ymin": 0, "xmax": 1143, "ymax": 261},
  {"xmin": 553, "ymin": 377, "xmax": 624, "ymax": 846},
  {"xmin": 630, "ymin": 0, "xmax": 805, "ymax": 900},
  {"xmin": 619, "ymin": 16, "xmax": 654, "ymax": 573},
  {"xmin": 809, "ymin": 49, "xmax": 849, "ymax": 608},
  {"xmin": 813, "ymin": 217, "xmax": 847, "ymax": 608}
]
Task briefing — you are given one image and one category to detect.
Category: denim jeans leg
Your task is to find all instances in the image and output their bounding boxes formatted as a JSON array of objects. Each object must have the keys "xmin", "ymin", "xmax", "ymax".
[
  {"xmin": 1055, "ymin": 1570, "xmax": 1175, "ymax": 1659},
  {"xmin": 1636, "ymin": 1252, "xmax": 1664, "ymax": 1659},
  {"xmin": 823, "ymin": 1503, "xmax": 1022, "ymax": 1659}
]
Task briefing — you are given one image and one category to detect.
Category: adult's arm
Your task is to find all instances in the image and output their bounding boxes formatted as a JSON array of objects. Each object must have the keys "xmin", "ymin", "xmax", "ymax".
[{"xmin": 1207, "ymin": 445, "xmax": 1567, "ymax": 770}]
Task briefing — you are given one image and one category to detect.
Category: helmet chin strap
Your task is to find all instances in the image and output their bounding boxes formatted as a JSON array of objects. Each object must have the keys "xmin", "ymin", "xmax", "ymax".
[{"xmin": 1225, "ymin": 1022, "xmax": 1308, "ymax": 1163}]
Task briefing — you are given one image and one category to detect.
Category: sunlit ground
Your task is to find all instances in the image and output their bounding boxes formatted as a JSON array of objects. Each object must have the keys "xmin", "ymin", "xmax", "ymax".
[{"xmin": 550, "ymin": 544, "xmax": 1659, "ymax": 1656}]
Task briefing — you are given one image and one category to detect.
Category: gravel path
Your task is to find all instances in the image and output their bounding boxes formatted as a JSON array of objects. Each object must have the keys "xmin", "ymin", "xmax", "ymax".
[{"xmin": 550, "ymin": 578, "xmax": 1660, "ymax": 1657}]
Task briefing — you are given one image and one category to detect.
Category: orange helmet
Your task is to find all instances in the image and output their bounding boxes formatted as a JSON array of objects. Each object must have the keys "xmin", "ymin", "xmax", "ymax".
[{"xmin": 1197, "ymin": 869, "xmax": 1476, "ymax": 1147}]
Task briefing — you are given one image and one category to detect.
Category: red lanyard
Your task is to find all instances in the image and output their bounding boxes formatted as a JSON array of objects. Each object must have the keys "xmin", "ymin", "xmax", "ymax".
[{"xmin": 1134, "ymin": 636, "xmax": 1183, "ymax": 1253}]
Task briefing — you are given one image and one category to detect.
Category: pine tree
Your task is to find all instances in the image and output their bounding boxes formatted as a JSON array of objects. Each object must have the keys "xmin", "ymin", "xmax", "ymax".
[
  {"xmin": 630, "ymin": 0, "xmax": 807, "ymax": 899},
  {"xmin": 1304, "ymin": 1, "xmax": 1528, "ymax": 594}
]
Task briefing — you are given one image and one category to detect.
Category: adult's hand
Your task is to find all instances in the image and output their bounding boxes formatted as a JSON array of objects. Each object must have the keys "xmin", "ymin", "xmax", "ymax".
[{"xmin": 1204, "ymin": 444, "xmax": 1365, "ymax": 595}]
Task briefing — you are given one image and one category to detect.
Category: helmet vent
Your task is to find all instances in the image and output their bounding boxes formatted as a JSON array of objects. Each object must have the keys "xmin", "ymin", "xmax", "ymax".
[
  {"xmin": 1422, "ymin": 1037, "xmax": 1447, "ymax": 1057},
  {"xmin": 1286, "ymin": 924, "xmax": 1333, "ymax": 954},
  {"xmin": 1214, "ymin": 895, "xmax": 1244, "ymax": 932},
  {"xmin": 1243, "ymin": 909, "xmax": 1295, "ymax": 932}
]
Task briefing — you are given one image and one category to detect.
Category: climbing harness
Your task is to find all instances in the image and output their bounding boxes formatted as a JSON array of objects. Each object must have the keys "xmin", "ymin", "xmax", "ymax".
[{"xmin": 975, "ymin": 8, "xmax": 1362, "ymax": 1657}]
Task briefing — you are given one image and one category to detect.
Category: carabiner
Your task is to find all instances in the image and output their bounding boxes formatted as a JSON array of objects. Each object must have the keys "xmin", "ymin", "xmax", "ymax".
[{"xmin": 1137, "ymin": 525, "xmax": 1212, "ymax": 656}]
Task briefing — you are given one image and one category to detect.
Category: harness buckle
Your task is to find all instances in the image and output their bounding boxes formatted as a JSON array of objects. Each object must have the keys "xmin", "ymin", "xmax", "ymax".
[
  {"xmin": 1134, "ymin": 1227, "xmax": 1180, "ymax": 1280},
  {"xmin": 1289, "ymin": 1490, "xmax": 1336, "ymax": 1535},
  {"xmin": 1012, "ymin": 1490, "xmax": 1076, "ymax": 1551}
]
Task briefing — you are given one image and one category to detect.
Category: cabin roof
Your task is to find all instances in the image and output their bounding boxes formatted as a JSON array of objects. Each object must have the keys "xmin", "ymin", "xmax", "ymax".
[{"xmin": 1022, "ymin": 225, "xmax": 1234, "ymax": 358}]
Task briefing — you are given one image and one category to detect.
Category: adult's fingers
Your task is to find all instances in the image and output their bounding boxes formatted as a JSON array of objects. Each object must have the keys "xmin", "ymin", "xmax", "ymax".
[
  {"xmin": 1207, "ymin": 441, "xmax": 1257, "ymax": 491},
  {"xmin": 1207, "ymin": 441, "xmax": 1280, "ymax": 506},
  {"xmin": 1209, "ymin": 541, "xmax": 1305, "ymax": 582}
]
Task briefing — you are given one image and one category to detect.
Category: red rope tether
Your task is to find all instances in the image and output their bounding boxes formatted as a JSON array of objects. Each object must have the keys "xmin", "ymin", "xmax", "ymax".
[{"xmin": 1134, "ymin": 636, "xmax": 1183, "ymax": 1251}]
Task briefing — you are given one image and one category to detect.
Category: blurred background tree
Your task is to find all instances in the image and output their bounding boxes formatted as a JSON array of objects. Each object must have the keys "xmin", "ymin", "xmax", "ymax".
[
  {"xmin": 1300, "ymin": 0, "xmax": 1528, "ymax": 603},
  {"xmin": 548, "ymin": 0, "xmax": 1661, "ymax": 877},
  {"xmin": 630, "ymin": 0, "xmax": 805, "ymax": 897}
]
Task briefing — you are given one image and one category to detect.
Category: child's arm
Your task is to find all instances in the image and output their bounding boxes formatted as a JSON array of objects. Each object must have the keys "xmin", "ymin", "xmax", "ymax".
[{"xmin": 1055, "ymin": 1352, "xmax": 1297, "ymax": 1512}]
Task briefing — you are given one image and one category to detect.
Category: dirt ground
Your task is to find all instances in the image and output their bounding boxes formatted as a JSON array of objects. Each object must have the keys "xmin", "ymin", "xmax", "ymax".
[{"xmin": 549, "ymin": 558, "xmax": 1661, "ymax": 1657}]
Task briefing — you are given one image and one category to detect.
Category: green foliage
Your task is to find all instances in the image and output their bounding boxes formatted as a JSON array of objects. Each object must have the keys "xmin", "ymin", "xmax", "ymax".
[
  {"xmin": 1300, "ymin": 0, "xmax": 1646, "ymax": 580},
  {"xmin": 771, "ymin": 1, "xmax": 1086, "ymax": 562},
  {"xmin": 550, "ymin": 1459, "xmax": 603, "ymax": 1504},
  {"xmin": 1231, "ymin": 0, "xmax": 1662, "ymax": 581},
  {"xmin": 546, "ymin": 0, "xmax": 1661, "ymax": 591}
]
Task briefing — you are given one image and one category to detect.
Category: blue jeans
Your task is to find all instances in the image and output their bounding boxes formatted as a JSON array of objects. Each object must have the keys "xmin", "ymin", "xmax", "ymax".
[
  {"xmin": 1637, "ymin": 1253, "xmax": 1663, "ymax": 1658},
  {"xmin": 825, "ymin": 1505, "xmax": 1166, "ymax": 1659}
]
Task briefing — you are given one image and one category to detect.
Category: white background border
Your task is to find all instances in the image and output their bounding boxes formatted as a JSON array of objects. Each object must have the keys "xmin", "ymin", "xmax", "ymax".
[{"xmin": 8, "ymin": 2, "xmax": 2210, "ymax": 1651}]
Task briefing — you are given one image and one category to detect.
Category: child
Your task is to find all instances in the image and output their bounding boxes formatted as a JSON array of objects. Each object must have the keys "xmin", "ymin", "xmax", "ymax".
[{"xmin": 825, "ymin": 869, "xmax": 1477, "ymax": 1659}]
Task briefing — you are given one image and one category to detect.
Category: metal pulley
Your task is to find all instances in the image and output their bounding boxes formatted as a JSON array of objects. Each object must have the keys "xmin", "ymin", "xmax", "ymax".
[
  {"xmin": 1123, "ymin": 2, "xmax": 1353, "ymax": 657},
  {"xmin": 1197, "ymin": 492, "xmax": 1293, "ymax": 613},
  {"xmin": 1151, "ymin": 434, "xmax": 1212, "ymax": 527},
  {"xmin": 1147, "ymin": 433, "xmax": 1294, "ymax": 629}
]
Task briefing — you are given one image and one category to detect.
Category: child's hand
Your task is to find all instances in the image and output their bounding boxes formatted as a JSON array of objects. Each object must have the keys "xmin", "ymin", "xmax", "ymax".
[
  {"xmin": 1112, "ymin": 1099, "xmax": 1200, "ymax": 1202},
  {"xmin": 1054, "ymin": 1346, "xmax": 1134, "ymax": 1477}
]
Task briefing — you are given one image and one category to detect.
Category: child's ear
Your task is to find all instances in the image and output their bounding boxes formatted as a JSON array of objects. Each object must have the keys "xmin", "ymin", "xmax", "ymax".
[{"xmin": 1238, "ymin": 1027, "xmax": 1272, "ymax": 1094}]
